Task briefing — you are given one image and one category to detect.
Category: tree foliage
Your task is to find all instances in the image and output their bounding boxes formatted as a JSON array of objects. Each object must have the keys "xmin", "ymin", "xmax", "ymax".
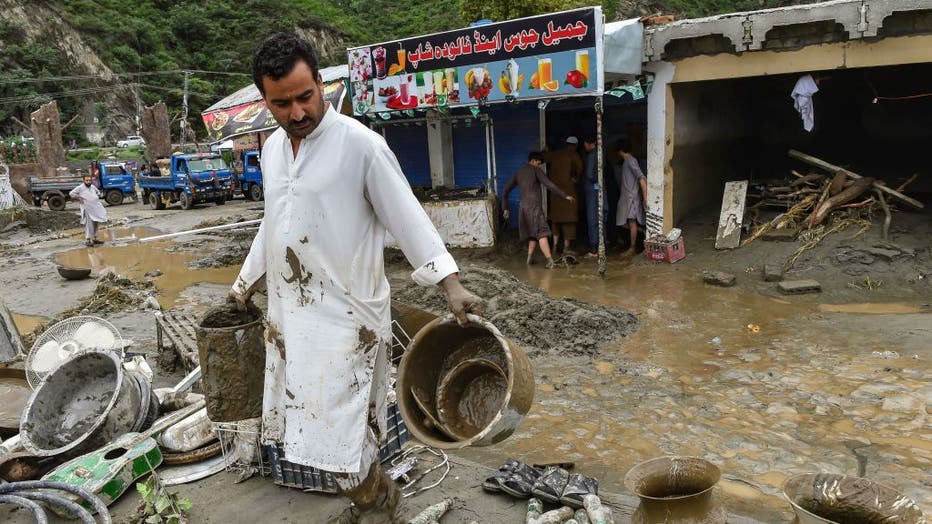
[{"xmin": 0, "ymin": 0, "xmax": 822, "ymax": 141}]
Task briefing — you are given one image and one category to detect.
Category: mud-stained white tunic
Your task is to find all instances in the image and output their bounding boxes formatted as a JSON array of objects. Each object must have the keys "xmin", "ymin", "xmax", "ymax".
[
  {"xmin": 68, "ymin": 183, "xmax": 108, "ymax": 224},
  {"xmin": 232, "ymin": 106, "xmax": 457, "ymax": 472}
]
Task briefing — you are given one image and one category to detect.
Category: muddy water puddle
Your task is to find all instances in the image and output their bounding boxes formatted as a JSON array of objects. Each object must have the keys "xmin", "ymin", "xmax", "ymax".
[
  {"xmin": 54, "ymin": 230, "xmax": 239, "ymax": 309},
  {"xmin": 469, "ymin": 259, "xmax": 931, "ymax": 520}
]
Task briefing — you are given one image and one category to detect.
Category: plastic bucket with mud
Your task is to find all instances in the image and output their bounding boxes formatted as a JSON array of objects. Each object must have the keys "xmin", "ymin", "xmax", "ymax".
[
  {"xmin": 19, "ymin": 350, "xmax": 142, "ymax": 458},
  {"xmin": 397, "ymin": 314, "xmax": 534, "ymax": 449},
  {"xmin": 0, "ymin": 368, "xmax": 30, "ymax": 439},
  {"xmin": 624, "ymin": 456, "xmax": 726, "ymax": 524},
  {"xmin": 783, "ymin": 473, "xmax": 925, "ymax": 524},
  {"xmin": 196, "ymin": 302, "xmax": 265, "ymax": 422}
]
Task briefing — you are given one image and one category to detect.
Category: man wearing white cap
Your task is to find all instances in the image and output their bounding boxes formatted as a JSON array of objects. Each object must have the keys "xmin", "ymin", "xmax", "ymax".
[{"xmin": 544, "ymin": 136, "xmax": 583, "ymax": 254}]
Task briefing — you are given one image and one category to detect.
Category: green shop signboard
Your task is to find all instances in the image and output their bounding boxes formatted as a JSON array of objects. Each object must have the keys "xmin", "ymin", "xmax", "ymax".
[{"xmin": 348, "ymin": 7, "xmax": 604, "ymax": 115}]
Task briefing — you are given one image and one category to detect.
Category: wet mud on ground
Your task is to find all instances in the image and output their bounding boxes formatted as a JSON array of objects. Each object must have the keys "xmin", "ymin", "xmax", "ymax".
[{"xmin": 1, "ymin": 200, "xmax": 929, "ymax": 522}]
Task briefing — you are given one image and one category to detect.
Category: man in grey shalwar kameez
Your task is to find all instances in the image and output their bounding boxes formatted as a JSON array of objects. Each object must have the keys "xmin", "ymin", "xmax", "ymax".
[
  {"xmin": 614, "ymin": 141, "xmax": 647, "ymax": 257},
  {"xmin": 69, "ymin": 175, "xmax": 108, "ymax": 247}
]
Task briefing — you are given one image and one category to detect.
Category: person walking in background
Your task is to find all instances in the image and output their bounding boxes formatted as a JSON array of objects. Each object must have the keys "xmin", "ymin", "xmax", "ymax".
[
  {"xmin": 614, "ymin": 140, "xmax": 648, "ymax": 257},
  {"xmin": 581, "ymin": 136, "xmax": 605, "ymax": 258},
  {"xmin": 544, "ymin": 136, "xmax": 583, "ymax": 255},
  {"xmin": 503, "ymin": 151, "xmax": 574, "ymax": 269},
  {"xmin": 69, "ymin": 174, "xmax": 108, "ymax": 247}
]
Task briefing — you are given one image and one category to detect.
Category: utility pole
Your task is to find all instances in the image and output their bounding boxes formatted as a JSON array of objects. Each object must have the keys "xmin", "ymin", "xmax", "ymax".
[
  {"xmin": 180, "ymin": 70, "xmax": 191, "ymax": 149},
  {"xmin": 133, "ymin": 83, "xmax": 142, "ymax": 135}
]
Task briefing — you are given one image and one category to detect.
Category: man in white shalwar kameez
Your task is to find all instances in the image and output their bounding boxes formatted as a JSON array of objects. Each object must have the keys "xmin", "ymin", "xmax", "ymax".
[
  {"xmin": 69, "ymin": 174, "xmax": 108, "ymax": 246},
  {"xmin": 230, "ymin": 33, "xmax": 481, "ymax": 523}
]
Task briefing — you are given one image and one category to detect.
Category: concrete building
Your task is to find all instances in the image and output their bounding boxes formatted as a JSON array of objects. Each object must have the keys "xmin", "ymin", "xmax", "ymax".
[{"xmin": 640, "ymin": 0, "xmax": 932, "ymax": 235}]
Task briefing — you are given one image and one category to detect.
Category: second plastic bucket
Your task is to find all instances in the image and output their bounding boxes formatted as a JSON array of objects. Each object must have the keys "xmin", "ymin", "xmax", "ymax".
[
  {"xmin": 196, "ymin": 302, "xmax": 265, "ymax": 422},
  {"xmin": 397, "ymin": 314, "xmax": 534, "ymax": 448}
]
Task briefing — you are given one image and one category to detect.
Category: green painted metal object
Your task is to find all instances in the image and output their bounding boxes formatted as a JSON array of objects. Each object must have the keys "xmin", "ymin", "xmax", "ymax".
[{"xmin": 43, "ymin": 432, "xmax": 162, "ymax": 514}]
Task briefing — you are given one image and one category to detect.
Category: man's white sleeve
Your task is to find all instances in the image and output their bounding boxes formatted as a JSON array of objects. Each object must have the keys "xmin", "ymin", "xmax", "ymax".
[
  {"xmin": 231, "ymin": 218, "xmax": 267, "ymax": 294},
  {"xmin": 364, "ymin": 143, "xmax": 458, "ymax": 286}
]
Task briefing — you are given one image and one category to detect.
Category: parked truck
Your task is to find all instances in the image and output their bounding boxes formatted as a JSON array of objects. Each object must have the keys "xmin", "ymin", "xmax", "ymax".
[
  {"xmin": 232, "ymin": 150, "xmax": 264, "ymax": 201},
  {"xmin": 27, "ymin": 161, "xmax": 137, "ymax": 211},
  {"xmin": 138, "ymin": 153, "xmax": 234, "ymax": 210}
]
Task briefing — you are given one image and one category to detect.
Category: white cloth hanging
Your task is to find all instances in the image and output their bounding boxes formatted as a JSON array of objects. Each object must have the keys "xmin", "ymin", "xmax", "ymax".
[{"xmin": 791, "ymin": 74, "xmax": 819, "ymax": 132}]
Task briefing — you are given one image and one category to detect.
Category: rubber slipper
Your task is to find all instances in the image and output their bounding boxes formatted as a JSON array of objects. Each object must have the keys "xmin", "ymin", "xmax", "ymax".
[
  {"xmin": 560, "ymin": 473, "xmax": 599, "ymax": 509},
  {"xmin": 530, "ymin": 466, "xmax": 570, "ymax": 504},
  {"xmin": 482, "ymin": 458, "xmax": 520, "ymax": 493},
  {"xmin": 499, "ymin": 463, "xmax": 542, "ymax": 499}
]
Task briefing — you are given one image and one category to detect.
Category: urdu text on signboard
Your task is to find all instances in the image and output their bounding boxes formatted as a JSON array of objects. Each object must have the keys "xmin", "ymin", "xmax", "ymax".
[{"xmin": 348, "ymin": 7, "xmax": 603, "ymax": 115}]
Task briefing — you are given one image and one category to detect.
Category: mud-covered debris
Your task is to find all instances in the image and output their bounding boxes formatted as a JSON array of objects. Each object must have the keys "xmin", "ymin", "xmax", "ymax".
[
  {"xmin": 703, "ymin": 271, "xmax": 736, "ymax": 287},
  {"xmin": 762, "ymin": 264, "xmax": 783, "ymax": 282},
  {"xmin": 0, "ymin": 207, "xmax": 81, "ymax": 233},
  {"xmin": 778, "ymin": 280, "xmax": 822, "ymax": 295},
  {"xmin": 22, "ymin": 273, "xmax": 153, "ymax": 346},
  {"xmin": 393, "ymin": 266, "xmax": 636, "ymax": 356}
]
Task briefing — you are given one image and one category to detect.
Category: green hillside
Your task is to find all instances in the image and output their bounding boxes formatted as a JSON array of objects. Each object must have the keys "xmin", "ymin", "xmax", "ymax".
[{"xmin": 0, "ymin": 0, "xmax": 819, "ymax": 144}]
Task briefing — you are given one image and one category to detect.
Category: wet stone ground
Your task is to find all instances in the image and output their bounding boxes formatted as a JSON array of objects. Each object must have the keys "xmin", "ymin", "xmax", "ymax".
[
  {"xmin": 2, "ymin": 199, "xmax": 929, "ymax": 522},
  {"xmin": 444, "ymin": 260, "xmax": 931, "ymax": 521}
]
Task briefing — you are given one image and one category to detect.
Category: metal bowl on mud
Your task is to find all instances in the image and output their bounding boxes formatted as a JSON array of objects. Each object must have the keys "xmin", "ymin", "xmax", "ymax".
[
  {"xmin": 625, "ymin": 456, "xmax": 726, "ymax": 524},
  {"xmin": 783, "ymin": 473, "xmax": 925, "ymax": 524},
  {"xmin": 19, "ymin": 349, "xmax": 142, "ymax": 458},
  {"xmin": 57, "ymin": 266, "xmax": 92, "ymax": 280},
  {"xmin": 397, "ymin": 314, "xmax": 534, "ymax": 449}
]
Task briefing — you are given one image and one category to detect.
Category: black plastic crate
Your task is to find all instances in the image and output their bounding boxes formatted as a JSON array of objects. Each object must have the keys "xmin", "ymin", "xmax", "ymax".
[{"xmin": 265, "ymin": 402, "xmax": 409, "ymax": 493}]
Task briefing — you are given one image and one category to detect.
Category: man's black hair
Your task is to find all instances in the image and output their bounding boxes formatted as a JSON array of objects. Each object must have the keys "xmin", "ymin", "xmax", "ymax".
[
  {"xmin": 616, "ymin": 139, "xmax": 631, "ymax": 153},
  {"xmin": 252, "ymin": 32, "xmax": 320, "ymax": 95},
  {"xmin": 528, "ymin": 151, "xmax": 545, "ymax": 162},
  {"xmin": 582, "ymin": 135, "xmax": 597, "ymax": 145}
]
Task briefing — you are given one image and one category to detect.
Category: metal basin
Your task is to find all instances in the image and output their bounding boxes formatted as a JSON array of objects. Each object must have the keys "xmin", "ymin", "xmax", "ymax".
[
  {"xmin": 20, "ymin": 350, "xmax": 140, "ymax": 458},
  {"xmin": 783, "ymin": 473, "xmax": 925, "ymax": 524},
  {"xmin": 57, "ymin": 266, "xmax": 91, "ymax": 280},
  {"xmin": 625, "ymin": 456, "xmax": 726, "ymax": 524}
]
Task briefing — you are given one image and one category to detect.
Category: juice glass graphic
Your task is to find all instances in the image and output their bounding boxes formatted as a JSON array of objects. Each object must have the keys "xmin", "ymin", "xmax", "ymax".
[
  {"xmin": 575, "ymin": 50, "xmax": 590, "ymax": 79},
  {"xmin": 373, "ymin": 47, "xmax": 387, "ymax": 79},
  {"xmin": 538, "ymin": 58, "xmax": 553, "ymax": 85},
  {"xmin": 397, "ymin": 47, "xmax": 407, "ymax": 69},
  {"xmin": 399, "ymin": 75, "xmax": 411, "ymax": 104},
  {"xmin": 445, "ymin": 69, "xmax": 456, "ymax": 92},
  {"xmin": 433, "ymin": 71, "xmax": 445, "ymax": 95}
]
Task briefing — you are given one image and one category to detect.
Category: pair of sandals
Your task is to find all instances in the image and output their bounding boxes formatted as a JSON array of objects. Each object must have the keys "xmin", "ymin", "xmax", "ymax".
[
  {"xmin": 85, "ymin": 239, "xmax": 103, "ymax": 247},
  {"xmin": 482, "ymin": 460, "xmax": 598, "ymax": 509}
]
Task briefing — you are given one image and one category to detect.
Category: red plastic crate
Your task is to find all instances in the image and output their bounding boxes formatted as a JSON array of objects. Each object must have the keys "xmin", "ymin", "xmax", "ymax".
[{"xmin": 645, "ymin": 237, "xmax": 685, "ymax": 263}]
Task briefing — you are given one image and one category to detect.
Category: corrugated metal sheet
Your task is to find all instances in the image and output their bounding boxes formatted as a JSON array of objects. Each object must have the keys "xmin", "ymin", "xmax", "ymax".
[
  {"xmin": 489, "ymin": 104, "xmax": 540, "ymax": 228},
  {"xmin": 452, "ymin": 123, "xmax": 487, "ymax": 189},
  {"xmin": 383, "ymin": 125, "xmax": 431, "ymax": 187},
  {"xmin": 205, "ymin": 65, "xmax": 348, "ymax": 112}
]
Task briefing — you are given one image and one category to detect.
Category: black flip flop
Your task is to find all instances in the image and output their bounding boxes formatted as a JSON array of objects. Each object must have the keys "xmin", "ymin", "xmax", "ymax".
[
  {"xmin": 560, "ymin": 473, "xmax": 599, "ymax": 509},
  {"xmin": 482, "ymin": 458, "xmax": 520, "ymax": 493},
  {"xmin": 530, "ymin": 466, "xmax": 570, "ymax": 504},
  {"xmin": 499, "ymin": 463, "xmax": 543, "ymax": 499}
]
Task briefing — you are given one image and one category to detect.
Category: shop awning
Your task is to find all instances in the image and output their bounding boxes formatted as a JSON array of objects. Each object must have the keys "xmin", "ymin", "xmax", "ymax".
[
  {"xmin": 201, "ymin": 64, "xmax": 349, "ymax": 141},
  {"xmin": 603, "ymin": 18, "xmax": 643, "ymax": 77}
]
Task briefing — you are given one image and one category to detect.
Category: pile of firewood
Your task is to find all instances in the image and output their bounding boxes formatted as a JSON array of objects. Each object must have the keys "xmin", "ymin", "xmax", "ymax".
[{"xmin": 745, "ymin": 149, "xmax": 922, "ymax": 244}]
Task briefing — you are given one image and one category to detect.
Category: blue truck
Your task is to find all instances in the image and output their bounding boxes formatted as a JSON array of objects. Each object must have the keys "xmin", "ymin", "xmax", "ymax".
[
  {"xmin": 139, "ymin": 153, "xmax": 234, "ymax": 210},
  {"xmin": 233, "ymin": 150, "xmax": 264, "ymax": 201},
  {"xmin": 28, "ymin": 161, "xmax": 137, "ymax": 211}
]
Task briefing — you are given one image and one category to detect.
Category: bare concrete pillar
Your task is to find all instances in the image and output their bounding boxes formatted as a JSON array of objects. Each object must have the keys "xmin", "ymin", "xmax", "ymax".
[
  {"xmin": 141, "ymin": 102, "xmax": 172, "ymax": 158},
  {"xmin": 643, "ymin": 61, "xmax": 675, "ymax": 236},
  {"xmin": 30, "ymin": 101, "xmax": 65, "ymax": 174},
  {"xmin": 427, "ymin": 119, "xmax": 454, "ymax": 189}
]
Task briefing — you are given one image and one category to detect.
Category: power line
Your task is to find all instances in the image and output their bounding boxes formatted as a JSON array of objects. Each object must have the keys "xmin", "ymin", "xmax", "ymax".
[{"xmin": 0, "ymin": 69, "xmax": 249, "ymax": 85}]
